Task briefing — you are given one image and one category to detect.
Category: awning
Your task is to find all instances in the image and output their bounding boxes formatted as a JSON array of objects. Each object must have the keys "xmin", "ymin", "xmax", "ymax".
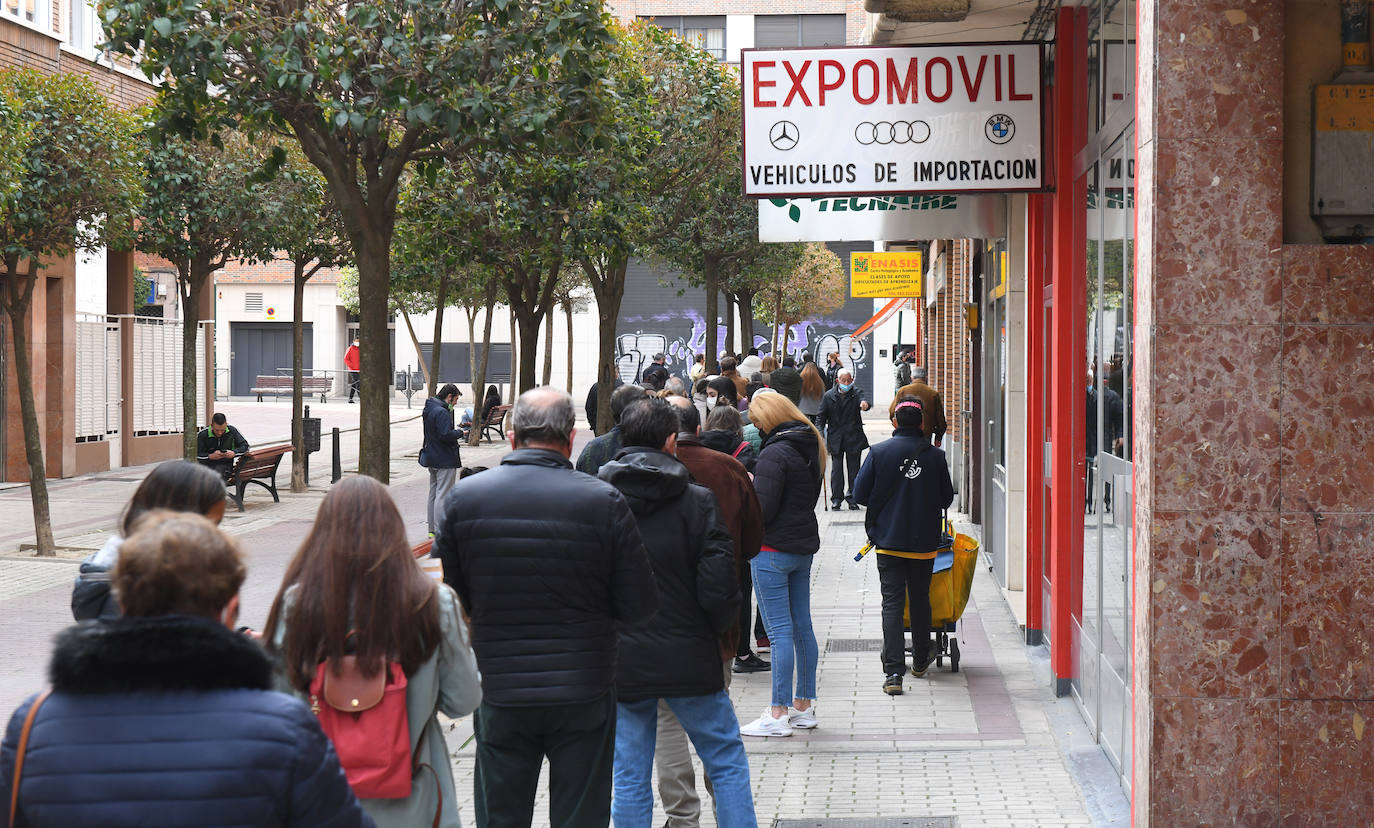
[{"xmin": 852, "ymin": 298, "xmax": 906, "ymax": 340}]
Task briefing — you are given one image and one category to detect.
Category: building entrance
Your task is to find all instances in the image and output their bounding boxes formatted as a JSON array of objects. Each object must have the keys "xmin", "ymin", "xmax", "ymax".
[{"xmin": 982, "ymin": 237, "xmax": 1010, "ymax": 588}]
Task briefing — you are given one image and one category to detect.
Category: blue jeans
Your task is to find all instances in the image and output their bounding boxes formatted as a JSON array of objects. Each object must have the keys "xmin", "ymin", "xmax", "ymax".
[
  {"xmin": 751, "ymin": 549, "xmax": 819, "ymax": 707},
  {"xmin": 612, "ymin": 693, "xmax": 757, "ymax": 828}
]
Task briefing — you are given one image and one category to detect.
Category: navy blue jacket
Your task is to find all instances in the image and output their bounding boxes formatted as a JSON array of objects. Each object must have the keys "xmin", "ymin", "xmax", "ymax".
[
  {"xmin": 1, "ymin": 616, "xmax": 372, "ymax": 828},
  {"xmin": 752, "ymin": 422, "xmax": 824, "ymax": 556},
  {"xmin": 436, "ymin": 448, "xmax": 658, "ymax": 707},
  {"xmin": 419, "ymin": 396, "xmax": 463, "ymax": 469},
  {"xmin": 853, "ymin": 427, "xmax": 955, "ymax": 555}
]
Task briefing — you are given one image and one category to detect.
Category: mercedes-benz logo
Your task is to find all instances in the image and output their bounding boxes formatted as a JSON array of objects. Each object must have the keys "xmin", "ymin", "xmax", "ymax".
[{"xmin": 769, "ymin": 121, "xmax": 799, "ymax": 151}]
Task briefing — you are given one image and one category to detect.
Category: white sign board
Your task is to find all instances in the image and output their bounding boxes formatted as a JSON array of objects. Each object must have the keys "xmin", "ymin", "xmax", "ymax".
[
  {"xmin": 758, "ymin": 193, "xmax": 1006, "ymax": 242},
  {"xmin": 742, "ymin": 44, "xmax": 1044, "ymax": 197}
]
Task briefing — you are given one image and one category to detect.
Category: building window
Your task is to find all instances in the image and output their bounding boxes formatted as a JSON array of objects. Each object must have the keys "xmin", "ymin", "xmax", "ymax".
[
  {"xmin": 69, "ymin": 0, "xmax": 102, "ymax": 53},
  {"xmin": 3, "ymin": 0, "xmax": 48, "ymax": 28},
  {"xmin": 640, "ymin": 15, "xmax": 726, "ymax": 61},
  {"xmin": 753, "ymin": 14, "xmax": 846, "ymax": 49}
]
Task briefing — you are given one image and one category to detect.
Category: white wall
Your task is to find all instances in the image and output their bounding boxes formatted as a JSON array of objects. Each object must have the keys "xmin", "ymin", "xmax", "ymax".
[
  {"xmin": 74, "ymin": 245, "xmax": 107, "ymax": 316},
  {"xmin": 213, "ymin": 281, "xmax": 347, "ymax": 398},
  {"xmin": 1004, "ymin": 194, "xmax": 1028, "ymax": 593},
  {"xmin": 725, "ymin": 14, "xmax": 753, "ymax": 63}
]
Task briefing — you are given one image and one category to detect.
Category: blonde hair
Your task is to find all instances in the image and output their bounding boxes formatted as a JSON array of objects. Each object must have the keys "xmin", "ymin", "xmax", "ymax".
[
  {"xmin": 747, "ymin": 392, "xmax": 827, "ymax": 477},
  {"xmin": 760, "ymin": 356, "xmax": 780, "ymax": 373}
]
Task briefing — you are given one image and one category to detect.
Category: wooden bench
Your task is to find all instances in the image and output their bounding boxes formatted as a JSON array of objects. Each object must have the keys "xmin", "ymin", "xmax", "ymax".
[
  {"xmin": 225, "ymin": 444, "xmax": 292, "ymax": 512},
  {"xmin": 250, "ymin": 375, "xmax": 331, "ymax": 403},
  {"xmin": 480, "ymin": 404, "xmax": 512, "ymax": 443}
]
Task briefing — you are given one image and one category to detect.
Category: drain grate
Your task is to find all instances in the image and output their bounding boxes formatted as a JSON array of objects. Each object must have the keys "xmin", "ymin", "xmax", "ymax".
[
  {"xmin": 775, "ymin": 819, "xmax": 956, "ymax": 828},
  {"xmin": 824, "ymin": 638, "xmax": 884, "ymax": 653}
]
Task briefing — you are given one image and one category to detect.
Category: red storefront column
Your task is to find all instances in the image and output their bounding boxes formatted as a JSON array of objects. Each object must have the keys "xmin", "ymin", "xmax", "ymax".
[{"xmin": 1047, "ymin": 4, "xmax": 1088, "ymax": 694}]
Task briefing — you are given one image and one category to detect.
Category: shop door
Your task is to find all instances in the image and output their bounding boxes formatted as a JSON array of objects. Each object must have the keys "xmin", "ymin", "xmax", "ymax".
[
  {"xmin": 983, "ymin": 239, "xmax": 1010, "ymax": 588},
  {"xmin": 230, "ymin": 322, "xmax": 313, "ymax": 397},
  {"xmin": 1077, "ymin": 129, "xmax": 1135, "ymax": 782}
]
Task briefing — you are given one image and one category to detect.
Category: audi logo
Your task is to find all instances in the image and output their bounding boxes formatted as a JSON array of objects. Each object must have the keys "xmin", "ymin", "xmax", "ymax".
[{"xmin": 854, "ymin": 121, "xmax": 932, "ymax": 146}]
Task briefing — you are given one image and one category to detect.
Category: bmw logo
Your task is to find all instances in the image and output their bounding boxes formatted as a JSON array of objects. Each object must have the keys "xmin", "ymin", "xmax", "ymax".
[{"xmin": 985, "ymin": 114, "xmax": 1015, "ymax": 145}]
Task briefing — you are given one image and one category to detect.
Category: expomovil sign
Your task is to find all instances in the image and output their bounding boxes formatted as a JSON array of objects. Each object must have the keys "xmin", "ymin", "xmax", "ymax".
[{"xmin": 742, "ymin": 43, "xmax": 1044, "ymax": 197}]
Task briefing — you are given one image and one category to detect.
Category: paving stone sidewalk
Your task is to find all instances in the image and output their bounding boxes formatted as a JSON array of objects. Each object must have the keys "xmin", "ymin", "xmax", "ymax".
[{"xmin": 0, "ymin": 405, "xmax": 1129, "ymax": 826}]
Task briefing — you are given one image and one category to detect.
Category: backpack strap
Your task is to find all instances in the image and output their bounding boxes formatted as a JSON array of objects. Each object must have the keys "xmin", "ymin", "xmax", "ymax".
[
  {"xmin": 731, "ymin": 441, "xmax": 748, "ymax": 459},
  {"xmin": 10, "ymin": 689, "xmax": 53, "ymax": 827}
]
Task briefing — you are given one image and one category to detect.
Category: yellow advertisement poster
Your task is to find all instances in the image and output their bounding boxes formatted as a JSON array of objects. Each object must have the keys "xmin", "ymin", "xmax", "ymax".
[{"xmin": 850, "ymin": 251, "xmax": 924, "ymax": 298}]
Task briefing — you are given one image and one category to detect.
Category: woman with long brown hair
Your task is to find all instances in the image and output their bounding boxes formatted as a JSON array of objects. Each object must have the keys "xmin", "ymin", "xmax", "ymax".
[
  {"xmin": 798, "ymin": 361, "xmax": 826, "ymax": 425},
  {"xmin": 266, "ymin": 476, "xmax": 481, "ymax": 828}
]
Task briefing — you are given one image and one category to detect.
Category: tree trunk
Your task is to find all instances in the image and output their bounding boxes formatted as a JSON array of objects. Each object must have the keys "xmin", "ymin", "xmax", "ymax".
[
  {"xmin": 426, "ymin": 273, "xmax": 450, "ymax": 397},
  {"xmin": 3, "ymin": 261, "xmax": 55, "ymax": 556},
  {"xmin": 738, "ymin": 288, "xmax": 755, "ymax": 355},
  {"xmin": 290, "ymin": 261, "xmax": 307, "ymax": 493},
  {"xmin": 564, "ymin": 299, "xmax": 574, "ymax": 394},
  {"xmin": 507, "ymin": 312, "xmax": 517, "ymax": 402},
  {"xmin": 465, "ymin": 306, "xmax": 476, "ymax": 385},
  {"xmin": 467, "ymin": 288, "xmax": 497, "ymax": 447},
  {"xmin": 703, "ymin": 256, "xmax": 720, "ymax": 375},
  {"xmin": 399, "ymin": 308, "xmax": 428, "ymax": 388},
  {"xmin": 542, "ymin": 307, "xmax": 553, "ymax": 386},
  {"xmin": 356, "ymin": 237, "xmax": 394, "ymax": 482},
  {"xmin": 589, "ymin": 258, "xmax": 628, "ymax": 435},
  {"xmin": 181, "ymin": 258, "xmax": 210, "ymax": 461},
  {"xmin": 723, "ymin": 292, "xmax": 735, "ymax": 360},
  {"xmin": 772, "ymin": 289, "xmax": 784, "ymax": 356}
]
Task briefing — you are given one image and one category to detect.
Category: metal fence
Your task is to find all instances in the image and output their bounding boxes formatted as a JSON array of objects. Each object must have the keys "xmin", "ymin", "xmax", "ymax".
[
  {"xmin": 74, "ymin": 313, "xmax": 121, "ymax": 443},
  {"xmin": 125, "ymin": 316, "xmax": 210, "ymax": 435}
]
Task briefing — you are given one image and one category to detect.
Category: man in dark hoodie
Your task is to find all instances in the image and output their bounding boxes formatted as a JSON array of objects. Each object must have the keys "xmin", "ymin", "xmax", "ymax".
[
  {"xmin": 767, "ymin": 355, "xmax": 803, "ymax": 406},
  {"xmin": 598, "ymin": 397, "xmax": 757, "ymax": 827},
  {"xmin": 853, "ymin": 396, "xmax": 955, "ymax": 696},
  {"xmin": 419, "ymin": 383, "xmax": 463, "ymax": 537}
]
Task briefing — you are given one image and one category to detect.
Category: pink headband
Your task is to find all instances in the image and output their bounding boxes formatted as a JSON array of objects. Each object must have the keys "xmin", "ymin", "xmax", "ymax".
[{"xmin": 895, "ymin": 401, "xmax": 923, "ymax": 411}]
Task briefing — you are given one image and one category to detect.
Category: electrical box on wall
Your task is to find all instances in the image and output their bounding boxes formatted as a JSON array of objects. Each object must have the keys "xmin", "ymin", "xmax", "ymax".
[{"xmin": 1312, "ymin": 83, "xmax": 1374, "ymax": 241}]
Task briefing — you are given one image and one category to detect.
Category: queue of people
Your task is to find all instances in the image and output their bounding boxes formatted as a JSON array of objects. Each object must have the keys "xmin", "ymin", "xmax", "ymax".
[{"xmin": 5, "ymin": 352, "xmax": 955, "ymax": 828}]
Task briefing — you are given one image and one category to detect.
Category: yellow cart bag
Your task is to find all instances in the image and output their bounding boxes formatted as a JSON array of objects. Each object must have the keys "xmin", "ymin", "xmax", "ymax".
[{"xmin": 901, "ymin": 531, "xmax": 980, "ymax": 628}]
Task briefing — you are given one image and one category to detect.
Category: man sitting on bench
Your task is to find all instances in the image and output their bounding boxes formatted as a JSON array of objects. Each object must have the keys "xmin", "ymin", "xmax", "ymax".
[{"xmin": 197, "ymin": 412, "xmax": 250, "ymax": 481}]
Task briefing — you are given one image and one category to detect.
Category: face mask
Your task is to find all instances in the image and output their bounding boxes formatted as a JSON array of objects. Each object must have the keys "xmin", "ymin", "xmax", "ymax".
[
  {"xmin": 706, "ymin": 396, "xmax": 717, "ymax": 410},
  {"xmin": 838, "ymin": 383, "xmax": 852, "ymax": 393}
]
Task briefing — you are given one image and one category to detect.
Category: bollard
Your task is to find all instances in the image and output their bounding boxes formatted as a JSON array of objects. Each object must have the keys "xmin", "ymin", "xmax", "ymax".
[
  {"xmin": 303, "ymin": 406, "xmax": 311, "ymax": 486},
  {"xmin": 332, "ymin": 427, "xmax": 342, "ymax": 483}
]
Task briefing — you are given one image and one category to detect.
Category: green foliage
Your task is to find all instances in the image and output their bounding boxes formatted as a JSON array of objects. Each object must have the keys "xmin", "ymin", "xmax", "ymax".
[
  {"xmin": 132, "ymin": 266, "xmax": 152, "ymax": 306},
  {"xmin": 0, "ymin": 69, "xmax": 143, "ymax": 269},
  {"xmin": 261, "ymin": 145, "xmax": 350, "ymax": 277},
  {"xmin": 137, "ymin": 127, "xmax": 278, "ymax": 283},
  {"xmin": 755, "ymin": 242, "xmax": 846, "ymax": 326}
]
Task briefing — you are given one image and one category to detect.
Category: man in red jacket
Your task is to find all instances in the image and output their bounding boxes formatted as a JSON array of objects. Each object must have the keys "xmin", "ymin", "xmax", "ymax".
[
  {"xmin": 343, "ymin": 338, "xmax": 360, "ymax": 403},
  {"xmin": 658, "ymin": 394, "xmax": 764, "ymax": 825}
]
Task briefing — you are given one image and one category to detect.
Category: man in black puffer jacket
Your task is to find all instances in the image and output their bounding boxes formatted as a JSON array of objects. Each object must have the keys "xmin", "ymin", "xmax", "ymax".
[
  {"xmin": 598, "ymin": 397, "xmax": 756, "ymax": 827},
  {"xmin": 437, "ymin": 386, "xmax": 658, "ymax": 828}
]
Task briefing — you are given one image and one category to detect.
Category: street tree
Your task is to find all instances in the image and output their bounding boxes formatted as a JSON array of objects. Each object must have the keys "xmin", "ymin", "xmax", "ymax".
[
  {"xmin": 139, "ymin": 129, "xmax": 276, "ymax": 460},
  {"xmin": 551, "ymin": 265, "xmax": 590, "ymax": 392},
  {"xmin": 102, "ymin": 0, "xmax": 614, "ymax": 482},
  {"xmin": 0, "ymin": 69, "xmax": 142, "ymax": 556},
  {"xmin": 755, "ymin": 242, "xmax": 845, "ymax": 356},
  {"xmin": 570, "ymin": 22, "xmax": 737, "ymax": 433},
  {"xmin": 259, "ymin": 147, "xmax": 350, "ymax": 492}
]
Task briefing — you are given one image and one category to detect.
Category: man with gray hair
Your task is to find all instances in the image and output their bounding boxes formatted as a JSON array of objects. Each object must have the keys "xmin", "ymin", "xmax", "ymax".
[
  {"xmin": 436, "ymin": 385, "xmax": 658, "ymax": 827},
  {"xmin": 891, "ymin": 365, "xmax": 948, "ymax": 447}
]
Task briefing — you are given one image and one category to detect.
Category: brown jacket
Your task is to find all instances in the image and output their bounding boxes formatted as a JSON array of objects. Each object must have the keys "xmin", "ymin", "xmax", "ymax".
[
  {"xmin": 891, "ymin": 380, "xmax": 948, "ymax": 445},
  {"xmin": 675, "ymin": 433, "xmax": 764, "ymax": 659},
  {"xmin": 722, "ymin": 369, "xmax": 749, "ymax": 402}
]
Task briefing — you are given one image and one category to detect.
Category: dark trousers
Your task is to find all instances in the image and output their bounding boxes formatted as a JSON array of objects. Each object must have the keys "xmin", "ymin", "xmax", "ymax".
[
  {"xmin": 829, "ymin": 448, "xmax": 863, "ymax": 505},
  {"xmin": 876, "ymin": 554, "xmax": 935, "ymax": 675},
  {"xmin": 347, "ymin": 370, "xmax": 360, "ymax": 400},
  {"xmin": 473, "ymin": 694, "xmax": 616, "ymax": 828},
  {"xmin": 734, "ymin": 565, "xmax": 768, "ymax": 657}
]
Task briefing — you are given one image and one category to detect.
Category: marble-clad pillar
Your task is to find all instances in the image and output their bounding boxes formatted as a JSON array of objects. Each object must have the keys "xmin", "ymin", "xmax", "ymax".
[{"xmin": 1137, "ymin": 0, "xmax": 1374, "ymax": 822}]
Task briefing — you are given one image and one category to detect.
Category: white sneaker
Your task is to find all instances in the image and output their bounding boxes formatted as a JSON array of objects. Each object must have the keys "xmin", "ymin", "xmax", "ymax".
[
  {"xmin": 788, "ymin": 706, "xmax": 818, "ymax": 729},
  {"xmin": 739, "ymin": 708, "xmax": 793, "ymax": 737}
]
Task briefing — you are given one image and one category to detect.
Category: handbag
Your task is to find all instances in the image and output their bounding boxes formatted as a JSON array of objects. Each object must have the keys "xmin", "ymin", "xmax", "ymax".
[
  {"xmin": 9, "ymin": 689, "xmax": 53, "ymax": 827},
  {"xmin": 310, "ymin": 658, "xmax": 412, "ymax": 800}
]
